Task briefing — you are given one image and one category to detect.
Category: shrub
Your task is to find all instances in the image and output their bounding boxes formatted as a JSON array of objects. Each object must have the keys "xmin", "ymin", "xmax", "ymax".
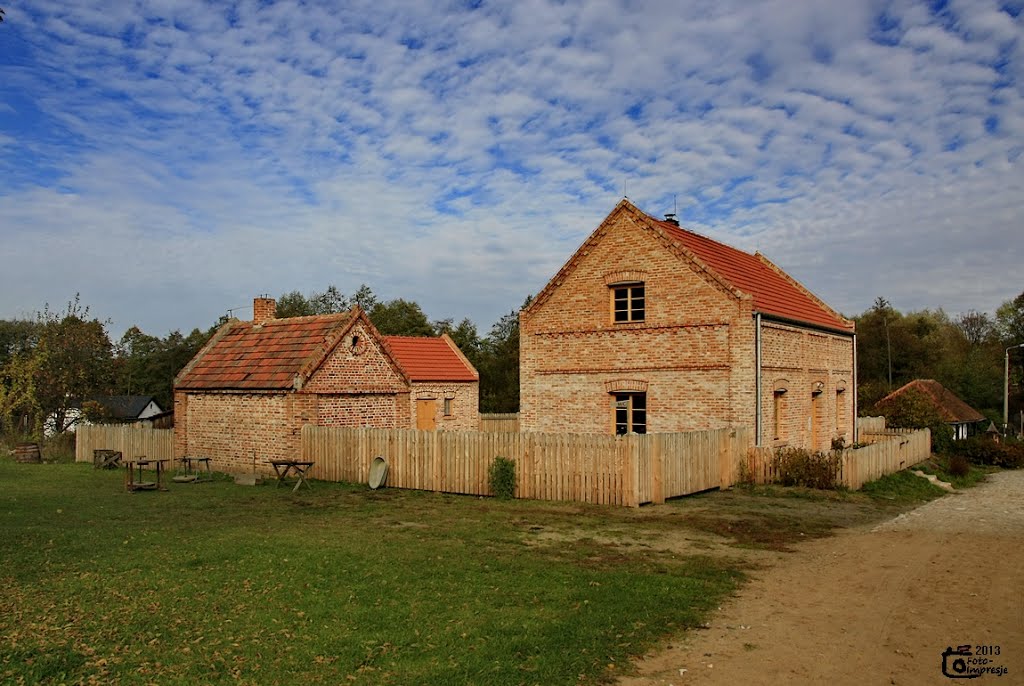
[
  {"xmin": 947, "ymin": 454, "xmax": 970, "ymax": 478},
  {"xmin": 771, "ymin": 447, "xmax": 841, "ymax": 489},
  {"xmin": 488, "ymin": 456, "xmax": 516, "ymax": 499},
  {"xmin": 951, "ymin": 437, "xmax": 1024, "ymax": 469}
]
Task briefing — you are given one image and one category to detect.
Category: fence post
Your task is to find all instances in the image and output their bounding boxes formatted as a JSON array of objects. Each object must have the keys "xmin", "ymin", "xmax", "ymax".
[{"xmin": 651, "ymin": 436, "xmax": 664, "ymax": 504}]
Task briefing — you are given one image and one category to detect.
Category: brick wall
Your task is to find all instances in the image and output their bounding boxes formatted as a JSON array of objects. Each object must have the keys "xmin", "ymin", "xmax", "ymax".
[
  {"xmin": 176, "ymin": 391, "xmax": 302, "ymax": 472},
  {"xmin": 406, "ymin": 381, "xmax": 480, "ymax": 431},
  {"xmin": 316, "ymin": 393, "xmax": 403, "ymax": 428},
  {"xmin": 760, "ymin": 320, "xmax": 854, "ymax": 451}
]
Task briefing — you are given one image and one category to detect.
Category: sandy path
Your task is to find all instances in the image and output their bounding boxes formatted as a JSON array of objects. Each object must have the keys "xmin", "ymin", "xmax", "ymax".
[{"xmin": 620, "ymin": 471, "xmax": 1024, "ymax": 685}]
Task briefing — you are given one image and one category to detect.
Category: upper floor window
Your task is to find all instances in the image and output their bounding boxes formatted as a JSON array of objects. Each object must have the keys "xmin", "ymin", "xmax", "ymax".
[{"xmin": 611, "ymin": 283, "xmax": 645, "ymax": 323}]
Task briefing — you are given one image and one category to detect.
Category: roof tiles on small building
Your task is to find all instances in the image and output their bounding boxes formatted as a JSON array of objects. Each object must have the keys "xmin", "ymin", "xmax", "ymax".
[
  {"xmin": 176, "ymin": 312, "xmax": 354, "ymax": 391},
  {"xmin": 384, "ymin": 336, "xmax": 478, "ymax": 382}
]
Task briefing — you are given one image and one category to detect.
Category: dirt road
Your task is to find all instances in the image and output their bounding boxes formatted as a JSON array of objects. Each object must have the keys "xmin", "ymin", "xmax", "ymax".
[{"xmin": 621, "ymin": 471, "xmax": 1024, "ymax": 685}]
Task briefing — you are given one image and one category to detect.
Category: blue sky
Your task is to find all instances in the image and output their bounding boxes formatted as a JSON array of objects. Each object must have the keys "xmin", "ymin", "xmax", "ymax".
[{"xmin": 1, "ymin": 0, "xmax": 1022, "ymax": 338}]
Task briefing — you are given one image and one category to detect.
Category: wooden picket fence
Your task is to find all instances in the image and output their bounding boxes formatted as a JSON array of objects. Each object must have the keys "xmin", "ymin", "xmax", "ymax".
[
  {"xmin": 479, "ymin": 413, "xmax": 520, "ymax": 433},
  {"xmin": 74, "ymin": 424, "xmax": 174, "ymax": 463},
  {"xmin": 302, "ymin": 425, "xmax": 748, "ymax": 507},
  {"xmin": 745, "ymin": 428, "xmax": 931, "ymax": 489}
]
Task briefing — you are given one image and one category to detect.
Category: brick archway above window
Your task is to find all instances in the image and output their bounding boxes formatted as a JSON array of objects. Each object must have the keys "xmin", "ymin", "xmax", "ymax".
[
  {"xmin": 773, "ymin": 378, "xmax": 790, "ymax": 392},
  {"xmin": 811, "ymin": 380, "xmax": 825, "ymax": 395},
  {"xmin": 604, "ymin": 379, "xmax": 648, "ymax": 393},
  {"xmin": 604, "ymin": 270, "xmax": 648, "ymax": 286},
  {"xmin": 835, "ymin": 380, "xmax": 848, "ymax": 392}
]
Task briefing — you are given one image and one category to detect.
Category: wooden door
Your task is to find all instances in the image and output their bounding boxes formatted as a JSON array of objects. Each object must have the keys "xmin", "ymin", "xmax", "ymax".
[{"xmin": 416, "ymin": 399, "xmax": 437, "ymax": 431}]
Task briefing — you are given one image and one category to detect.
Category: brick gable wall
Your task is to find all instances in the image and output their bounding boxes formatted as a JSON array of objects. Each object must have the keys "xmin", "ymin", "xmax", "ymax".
[
  {"xmin": 521, "ymin": 208, "xmax": 755, "ymax": 434},
  {"xmin": 303, "ymin": 321, "xmax": 407, "ymax": 394}
]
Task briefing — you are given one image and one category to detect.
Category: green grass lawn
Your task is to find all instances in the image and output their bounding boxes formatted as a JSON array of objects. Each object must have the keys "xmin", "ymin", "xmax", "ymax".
[{"xmin": 0, "ymin": 461, "xmax": 743, "ymax": 685}]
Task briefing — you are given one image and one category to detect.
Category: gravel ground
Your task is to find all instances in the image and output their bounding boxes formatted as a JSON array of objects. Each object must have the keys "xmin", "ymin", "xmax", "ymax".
[{"xmin": 620, "ymin": 470, "xmax": 1024, "ymax": 685}]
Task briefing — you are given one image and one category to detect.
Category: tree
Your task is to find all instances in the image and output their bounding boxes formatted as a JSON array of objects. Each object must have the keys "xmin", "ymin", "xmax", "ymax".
[
  {"xmin": 476, "ymin": 297, "xmax": 531, "ymax": 413},
  {"xmin": 996, "ymin": 291, "xmax": 1024, "ymax": 423},
  {"xmin": 33, "ymin": 296, "xmax": 115, "ymax": 434},
  {"xmin": 434, "ymin": 317, "xmax": 482, "ymax": 371},
  {"xmin": 369, "ymin": 299, "xmax": 435, "ymax": 336},
  {"xmin": 995, "ymin": 291, "xmax": 1024, "ymax": 345},
  {"xmin": 956, "ymin": 310, "xmax": 995, "ymax": 347},
  {"xmin": 114, "ymin": 326, "xmax": 214, "ymax": 409},
  {"xmin": 349, "ymin": 284, "xmax": 379, "ymax": 312},
  {"xmin": 275, "ymin": 290, "xmax": 316, "ymax": 318}
]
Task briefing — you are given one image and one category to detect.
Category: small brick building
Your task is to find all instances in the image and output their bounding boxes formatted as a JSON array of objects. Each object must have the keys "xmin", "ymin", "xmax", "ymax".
[
  {"xmin": 174, "ymin": 298, "xmax": 479, "ymax": 472},
  {"xmin": 520, "ymin": 200, "xmax": 856, "ymax": 451}
]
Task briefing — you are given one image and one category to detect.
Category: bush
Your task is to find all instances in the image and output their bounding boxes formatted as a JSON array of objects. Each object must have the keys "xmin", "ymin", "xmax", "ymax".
[
  {"xmin": 947, "ymin": 454, "xmax": 970, "ymax": 478},
  {"xmin": 771, "ymin": 447, "xmax": 841, "ymax": 489},
  {"xmin": 871, "ymin": 388, "xmax": 954, "ymax": 453},
  {"xmin": 488, "ymin": 456, "xmax": 516, "ymax": 499},
  {"xmin": 950, "ymin": 437, "xmax": 1024, "ymax": 469}
]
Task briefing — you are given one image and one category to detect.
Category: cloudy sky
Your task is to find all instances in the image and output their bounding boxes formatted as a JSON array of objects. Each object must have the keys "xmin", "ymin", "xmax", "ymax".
[{"xmin": 1, "ymin": 0, "xmax": 1022, "ymax": 338}]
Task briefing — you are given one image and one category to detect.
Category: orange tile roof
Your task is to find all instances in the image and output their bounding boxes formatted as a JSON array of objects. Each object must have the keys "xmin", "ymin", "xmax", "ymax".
[
  {"xmin": 652, "ymin": 216, "xmax": 853, "ymax": 332},
  {"xmin": 876, "ymin": 379, "xmax": 986, "ymax": 424},
  {"xmin": 176, "ymin": 312, "xmax": 354, "ymax": 390},
  {"xmin": 384, "ymin": 336, "xmax": 478, "ymax": 382}
]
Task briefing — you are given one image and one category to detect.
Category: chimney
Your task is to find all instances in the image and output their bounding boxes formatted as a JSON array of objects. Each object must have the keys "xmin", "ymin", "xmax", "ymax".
[
  {"xmin": 664, "ymin": 213, "xmax": 679, "ymax": 226},
  {"xmin": 253, "ymin": 296, "xmax": 276, "ymax": 324}
]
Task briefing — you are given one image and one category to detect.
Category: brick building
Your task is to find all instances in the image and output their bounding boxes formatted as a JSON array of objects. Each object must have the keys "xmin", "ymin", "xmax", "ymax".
[
  {"xmin": 174, "ymin": 298, "xmax": 478, "ymax": 472},
  {"xmin": 520, "ymin": 200, "xmax": 856, "ymax": 451}
]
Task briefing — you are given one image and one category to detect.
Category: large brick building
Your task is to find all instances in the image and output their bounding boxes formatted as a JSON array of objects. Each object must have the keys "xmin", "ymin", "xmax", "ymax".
[
  {"xmin": 520, "ymin": 200, "xmax": 856, "ymax": 451},
  {"xmin": 174, "ymin": 297, "xmax": 478, "ymax": 472}
]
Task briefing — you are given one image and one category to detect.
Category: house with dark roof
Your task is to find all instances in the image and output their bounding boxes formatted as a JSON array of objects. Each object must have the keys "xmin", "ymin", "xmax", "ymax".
[
  {"xmin": 873, "ymin": 379, "xmax": 985, "ymax": 440},
  {"xmin": 174, "ymin": 298, "xmax": 479, "ymax": 473},
  {"xmin": 45, "ymin": 395, "xmax": 165, "ymax": 436},
  {"xmin": 520, "ymin": 199, "xmax": 856, "ymax": 451}
]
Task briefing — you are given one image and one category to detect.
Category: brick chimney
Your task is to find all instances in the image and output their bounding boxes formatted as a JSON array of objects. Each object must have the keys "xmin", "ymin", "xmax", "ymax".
[{"xmin": 253, "ymin": 296, "xmax": 276, "ymax": 324}]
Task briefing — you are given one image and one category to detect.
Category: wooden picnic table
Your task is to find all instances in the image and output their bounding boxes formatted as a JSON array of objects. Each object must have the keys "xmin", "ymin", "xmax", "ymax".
[
  {"xmin": 124, "ymin": 458, "xmax": 168, "ymax": 492},
  {"xmin": 93, "ymin": 449, "xmax": 122, "ymax": 470},
  {"xmin": 269, "ymin": 460, "xmax": 314, "ymax": 492},
  {"xmin": 174, "ymin": 456, "xmax": 212, "ymax": 483}
]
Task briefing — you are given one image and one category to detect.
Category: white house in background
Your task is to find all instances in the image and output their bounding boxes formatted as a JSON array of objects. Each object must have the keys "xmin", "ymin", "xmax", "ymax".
[{"xmin": 45, "ymin": 395, "xmax": 165, "ymax": 436}]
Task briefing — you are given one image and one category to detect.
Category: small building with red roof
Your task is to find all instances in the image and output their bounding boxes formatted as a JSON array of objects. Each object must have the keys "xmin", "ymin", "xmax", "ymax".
[
  {"xmin": 520, "ymin": 200, "xmax": 856, "ymax": 451},
  {"xmin": 174, "ymin": 297, "xmax": 478, "ymax": 472},
  {"xmin": 873, "ymin": 379, "xmax": 985, "ymax": 440},
  {"xmin": 384, "ymin": 335, "xmax": 479, "ymax": 431}
]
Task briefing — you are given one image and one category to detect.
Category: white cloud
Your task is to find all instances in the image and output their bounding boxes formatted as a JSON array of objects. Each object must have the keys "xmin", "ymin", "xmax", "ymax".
[{"xmin": 0, "ymin": 0, "xmax": 1022, "ymax": 338}]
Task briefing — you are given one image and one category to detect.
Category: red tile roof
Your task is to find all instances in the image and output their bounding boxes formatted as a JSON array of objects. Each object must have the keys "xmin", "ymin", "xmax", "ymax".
[
  {"xmin": 652, "ymin": 216, "xmax": 853, "ymax": 332},
  {"xmin": 384, "ymin": 336, "xmax": 478, "ymax": 382},
  {"xmin": 176, "ymin": 312, "xmax": 355, "ymax": 390},
  {"xmin": 876, "ymin": 379, "xmax": 986, "ymax": 424}
]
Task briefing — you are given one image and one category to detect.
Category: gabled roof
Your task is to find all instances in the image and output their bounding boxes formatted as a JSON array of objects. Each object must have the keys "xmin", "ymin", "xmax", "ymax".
[
  {"xmin": 523, "ymin": 200, "xmax": 853, "ymax": 334},
  {"xmin": 175, "ymin": 310, "xmax": 359, "ymax": 391},
  {"xmin": 384, "ymin": 335, "xmax": 479, "ymax": 382},
  {"xmin": 75, "ymin": 395, "xmax": 161, "ymax": 419},
  {"xmin": 876, "ymin": 379, "xmax": 986, "ymax": 424}
]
